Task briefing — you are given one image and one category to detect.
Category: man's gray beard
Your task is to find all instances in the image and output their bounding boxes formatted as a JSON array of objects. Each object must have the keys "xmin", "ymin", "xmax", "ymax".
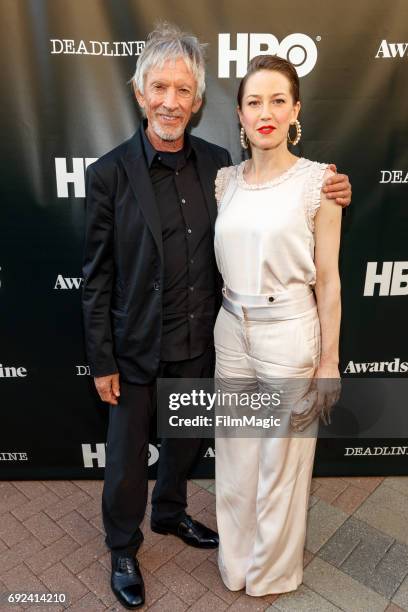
[{"xmin": 151, "ymin": 119, "xmax": 185, "ymax": 142}]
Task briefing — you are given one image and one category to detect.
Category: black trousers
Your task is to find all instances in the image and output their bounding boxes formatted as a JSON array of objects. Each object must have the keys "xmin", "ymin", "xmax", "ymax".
[{"xmin": 102, "ymin": 346, "xmax": 214, "ymax": 558}]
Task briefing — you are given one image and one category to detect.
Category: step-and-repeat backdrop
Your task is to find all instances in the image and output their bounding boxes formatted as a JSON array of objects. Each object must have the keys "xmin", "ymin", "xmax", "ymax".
[{"xmin": 1, "ymin": 0, "xmax": 407, "ymax": 479}]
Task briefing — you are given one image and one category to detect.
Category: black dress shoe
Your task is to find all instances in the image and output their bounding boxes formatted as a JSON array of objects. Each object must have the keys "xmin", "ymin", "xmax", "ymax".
[
  {"xmin": 111, "ymin": 555, "xmax": 145, "ymax": 609},
  {"xmin": 151, "ymin": 515, "xmax": 219, "ymax": 548}
]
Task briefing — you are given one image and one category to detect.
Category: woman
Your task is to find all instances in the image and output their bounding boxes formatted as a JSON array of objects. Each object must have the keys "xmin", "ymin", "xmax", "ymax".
[{"xmin": 213, "ymin": 55, "xmax": 342, "ymax": 596}]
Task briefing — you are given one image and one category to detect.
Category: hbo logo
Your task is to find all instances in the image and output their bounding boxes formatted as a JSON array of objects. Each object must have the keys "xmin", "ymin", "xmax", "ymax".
[{"xmin": 218, "ymin": 33, "xmax": 318, "ymax": 78}]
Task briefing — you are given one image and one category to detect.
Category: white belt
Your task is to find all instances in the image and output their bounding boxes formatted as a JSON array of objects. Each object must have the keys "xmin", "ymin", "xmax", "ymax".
[{"xmin": 222, "ymin": 286, "xmax": 316, "ymax": 321}]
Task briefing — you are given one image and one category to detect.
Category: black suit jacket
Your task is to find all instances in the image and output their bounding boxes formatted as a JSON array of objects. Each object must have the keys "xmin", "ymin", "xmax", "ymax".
[{"xmin": 82, "ymin": 126, "xmax": 232, "ymax": 384}]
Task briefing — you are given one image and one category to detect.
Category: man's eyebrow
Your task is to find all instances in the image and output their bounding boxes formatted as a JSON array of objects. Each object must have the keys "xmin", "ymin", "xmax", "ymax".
[{"xmin": 150, "ymin": 79, "xmax": 192, "ymax": 88}]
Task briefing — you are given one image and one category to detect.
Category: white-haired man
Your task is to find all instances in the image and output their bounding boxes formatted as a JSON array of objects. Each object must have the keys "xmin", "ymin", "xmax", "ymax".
[{"xmin": 82, "ymin": 23, "xmax": 351, "ymax": 608}]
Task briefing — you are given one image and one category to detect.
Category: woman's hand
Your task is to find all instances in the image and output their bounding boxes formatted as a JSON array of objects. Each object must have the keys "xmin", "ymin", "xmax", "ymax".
[
  {"xmin": 290, "ymin": 365, "xmax": 341, "ymax": 432},
  {"xmin": 313, "ymin": 363, "xmax": 341, "ymax": 425}
]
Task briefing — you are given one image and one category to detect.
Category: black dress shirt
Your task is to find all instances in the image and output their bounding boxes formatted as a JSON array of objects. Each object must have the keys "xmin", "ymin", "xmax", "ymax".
[{"xmin": 142, "ymin": 127, "xmax": 216, "ymax": 361}]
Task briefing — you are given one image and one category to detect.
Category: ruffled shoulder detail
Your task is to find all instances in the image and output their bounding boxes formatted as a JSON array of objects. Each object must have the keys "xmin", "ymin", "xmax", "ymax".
[
  {"xmin": 305, "ymin": 162, "xmax": 334, "ymax": 232},
  {"xmin": 215, "ymin": 165, "xmax": 237, "ymax": 206}
]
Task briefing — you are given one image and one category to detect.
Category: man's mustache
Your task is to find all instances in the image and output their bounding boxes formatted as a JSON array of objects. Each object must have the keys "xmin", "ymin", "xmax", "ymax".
[{"xmin": 157, "ymin": 109, "xmax": 184, "ymax": 118}]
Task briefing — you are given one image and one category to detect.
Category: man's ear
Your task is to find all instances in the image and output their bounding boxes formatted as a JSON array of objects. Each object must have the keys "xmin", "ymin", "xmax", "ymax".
[
  {"xmin": 134, "ymin": 85, "xmax": 145, "ymax": 109},
  {"xmin": 192, "ymin": 96, "xmax": 203, "ymax": 114}
]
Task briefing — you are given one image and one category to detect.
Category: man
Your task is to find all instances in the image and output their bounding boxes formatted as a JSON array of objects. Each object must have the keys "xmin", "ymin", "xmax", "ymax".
[{"xmin": 82, "ymin": 23, "xmax": 351, "ymax": 609}]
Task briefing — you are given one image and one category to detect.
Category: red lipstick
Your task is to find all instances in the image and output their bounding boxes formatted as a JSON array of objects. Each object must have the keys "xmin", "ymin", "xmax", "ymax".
[{"xmin": 257, "ymin": 126, "xmax": 276, "ymax": 135}]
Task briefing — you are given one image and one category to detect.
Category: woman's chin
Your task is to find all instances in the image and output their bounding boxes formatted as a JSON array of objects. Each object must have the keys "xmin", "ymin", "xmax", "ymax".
[{"xmin": 252, "ymin": 141, "xmax": 282, "ymax": 152}]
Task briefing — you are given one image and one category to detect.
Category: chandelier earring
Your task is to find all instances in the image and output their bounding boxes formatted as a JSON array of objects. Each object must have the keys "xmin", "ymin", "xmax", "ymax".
[
  {"xmin": 287, "ymin": 119, "xmax": 302, "ymax": 146},
  {"xmin": 240, "ymin": 127, "xmax": 249, "ymax": 150}
]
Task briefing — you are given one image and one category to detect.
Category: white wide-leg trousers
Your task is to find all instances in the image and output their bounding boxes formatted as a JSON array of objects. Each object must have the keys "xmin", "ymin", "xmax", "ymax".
[{"xmin": 214, "ymin": 301, "xmax": 320, "ymax": 596}]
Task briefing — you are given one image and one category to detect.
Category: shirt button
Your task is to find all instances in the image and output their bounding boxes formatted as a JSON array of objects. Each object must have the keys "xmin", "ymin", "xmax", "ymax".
[
  {"xmin": 157, "ymin": 156, "xmax": 161, "ymax": 161},
  {"xmin": 181, "ymin": 198, "xmax": 186, "ymax": 204},
  {"xmin": 187, "ymin": 228, "xmax": 192, "ymax": 234},
  {"xmin": 189, "ymin": 286, "xmax": 194, "ymax": 292},
  {"xmin": 190, "ymin": 313, "xmax": 195, "ymax": 319},
  {"xmin": 175, "ymin": 171, "xmax": 179, "ymax": 176},
  {"xmin": 190, "ymin": 259, "xmax": 194, "ymax": 264},
  {"xmin": 268, "ymin": 296, "xmax": 274, "ymax": 303}
]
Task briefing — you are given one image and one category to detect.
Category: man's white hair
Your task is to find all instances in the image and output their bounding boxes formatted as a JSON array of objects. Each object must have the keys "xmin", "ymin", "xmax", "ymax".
[{"xmin": 132, "ymin": 22, "xmax": 206, "ymax": 101}]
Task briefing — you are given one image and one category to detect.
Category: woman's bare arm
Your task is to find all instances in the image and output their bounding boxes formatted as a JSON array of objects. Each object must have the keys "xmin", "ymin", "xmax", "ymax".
[{"xmin": 314, "ymin": 171, "xmax": 342, "ymax": 376}]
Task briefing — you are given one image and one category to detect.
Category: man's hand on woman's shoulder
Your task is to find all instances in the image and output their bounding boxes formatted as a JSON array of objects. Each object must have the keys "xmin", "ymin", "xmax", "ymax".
[{"xmin": 323, "ymin": 164, "xmax": 352, "ymax": 207}]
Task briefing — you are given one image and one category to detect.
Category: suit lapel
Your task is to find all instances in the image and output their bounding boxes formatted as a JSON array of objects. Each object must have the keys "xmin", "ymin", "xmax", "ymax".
[
  {"xmin": 122, "ymin": 129, "xmax": 218, "ymax": 259},
  {"xmin": 192, "ymin": 139, "xmax": 218, "ymax": 232},
  {"xmin": 123, "ymin": 129, "xmax": 163, "ymax": 261}
]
